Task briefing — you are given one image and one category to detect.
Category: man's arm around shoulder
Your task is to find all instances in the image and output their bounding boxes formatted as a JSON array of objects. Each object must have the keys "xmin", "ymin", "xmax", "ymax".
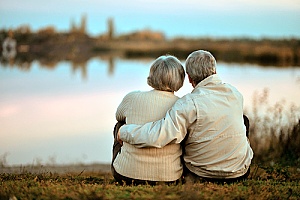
[{"xmin": 119, "ymin": 99, "xmax": 195, "ymax": 148}]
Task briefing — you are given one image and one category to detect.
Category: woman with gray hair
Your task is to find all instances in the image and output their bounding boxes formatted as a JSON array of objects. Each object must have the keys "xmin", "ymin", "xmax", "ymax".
[{"xmin": 112, "ymin": 55, "xmax": 185, "ymax": 185}]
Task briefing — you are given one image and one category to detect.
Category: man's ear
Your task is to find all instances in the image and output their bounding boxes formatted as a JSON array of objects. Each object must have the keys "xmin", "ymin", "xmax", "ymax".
[
  {"xmin": 188, "ymin": 74, "xmax": 192, "ymax": 83},
  {"xmin": 187, "ymin": 74, "xmax": 195, "ymax": 87}
]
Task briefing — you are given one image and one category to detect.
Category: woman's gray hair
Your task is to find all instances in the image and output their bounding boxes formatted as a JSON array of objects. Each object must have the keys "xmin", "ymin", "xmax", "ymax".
[
  {"xmin": 185, "ymin": 50, "xmax": 217, "ymax": 85},
  {"xmin": 147, "ymin": 55, "xmax": 185, "ymax": 92}
]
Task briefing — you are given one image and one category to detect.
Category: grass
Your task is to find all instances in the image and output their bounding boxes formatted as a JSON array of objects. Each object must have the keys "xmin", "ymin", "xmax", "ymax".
[
  {"xmin": 1, "ymin": 89, "xmax": 299, "ymax": 199},
  {"xmin": 0, "ymin": 166, "xmax": 300, "ymax": 200}
]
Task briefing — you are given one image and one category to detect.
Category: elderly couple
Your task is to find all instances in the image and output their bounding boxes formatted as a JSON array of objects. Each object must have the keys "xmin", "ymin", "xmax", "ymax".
[{"xmin": 111, "ymin": 50, "xmax": 253, "ymax": 185}]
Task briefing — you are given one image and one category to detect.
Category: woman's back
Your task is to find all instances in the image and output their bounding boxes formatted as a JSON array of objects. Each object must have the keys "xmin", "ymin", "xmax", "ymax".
[
  {"xmin": 113, "ymin": 90, "xmax": 183, "ymax": 181},
  {"xmin": 112, "ymin": 55, "xmax": 185, "ymax": 183}
]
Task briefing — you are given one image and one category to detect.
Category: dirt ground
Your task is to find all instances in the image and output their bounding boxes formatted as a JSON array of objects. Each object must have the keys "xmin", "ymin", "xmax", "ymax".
[{"xmin": 0, "ymin": 163, "xmax": 111, "ymax": 174}]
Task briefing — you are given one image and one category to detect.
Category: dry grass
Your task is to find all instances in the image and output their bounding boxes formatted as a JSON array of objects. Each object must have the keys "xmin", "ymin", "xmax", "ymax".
[
  {"xmin": 246, "ymin": 88, "xmax": 300, "ymax": 166},
  {"xmin": 0, "ymin": 166, "xmax": 300, "ymax": 200}
]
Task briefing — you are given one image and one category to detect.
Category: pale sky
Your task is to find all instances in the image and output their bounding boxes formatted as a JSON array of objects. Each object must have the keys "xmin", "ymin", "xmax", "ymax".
[
  {"xmin": 1, "ymin": 0, "xmax": 300, "ymax": 12},
  {"xmin": 1, "ymin": 0, "xmax": 300, "ymax": 38}
]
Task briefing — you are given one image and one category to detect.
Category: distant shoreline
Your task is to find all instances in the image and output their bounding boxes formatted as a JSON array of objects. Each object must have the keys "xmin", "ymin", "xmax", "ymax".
[
  {"xmin": 1, "ymin": 28, "xmax": 300, "ymax": 67},
  {"xmin": 0, "ymin": 163, "xmax": 111, "ymax": 174}
]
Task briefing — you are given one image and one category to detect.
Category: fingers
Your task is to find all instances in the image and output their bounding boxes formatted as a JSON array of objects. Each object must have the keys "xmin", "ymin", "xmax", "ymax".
[{"xmin": 117, "ymin": 128, "xmax": 123, "ymax": 145}]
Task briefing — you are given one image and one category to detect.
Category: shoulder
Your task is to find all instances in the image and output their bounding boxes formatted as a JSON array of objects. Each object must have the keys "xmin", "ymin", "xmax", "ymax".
[
  {"xmin": 121, "ymin": 90, "xmax": 157, "ymax": 103},
  {"xmin": 176, "ymin": 93, "xmax": 194, "ymax": 104},
  {"xmin": 224, "ymin": 83, "xmax": 243, "ymax": 99},
  {"xmin": 152, "ymin": 90, "xmax": 179, "ymax": 99},
  {"xmin": 123, "ymin": 90, "xmax": 142, "ymax": 99},
  {"xmin": 172, "ymin": 93, "xmax": 195, "ymax": 110}
]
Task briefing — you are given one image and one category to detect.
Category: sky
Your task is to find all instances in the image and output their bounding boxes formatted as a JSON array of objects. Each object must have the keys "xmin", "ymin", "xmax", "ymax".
[{"xmin": 1, "ymin": 0, "xmax": 300, "ymax": 38}]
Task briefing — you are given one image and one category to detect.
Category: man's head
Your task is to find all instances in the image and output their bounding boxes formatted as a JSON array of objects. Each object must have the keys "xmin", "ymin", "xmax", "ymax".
[{"xmin": 185, "ymin": 50, "xmax": 217, "ymax": 87}]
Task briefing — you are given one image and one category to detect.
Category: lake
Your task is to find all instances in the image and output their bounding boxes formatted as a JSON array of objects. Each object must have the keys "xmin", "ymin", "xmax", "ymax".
[{"xmin": 0, "ymin": 57, "xmax": 300, "ymax": 166}]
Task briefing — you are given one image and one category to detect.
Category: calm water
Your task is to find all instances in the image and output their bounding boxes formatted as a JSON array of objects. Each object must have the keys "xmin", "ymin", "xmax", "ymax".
[{"xmin": 1, "ymin": 58, "xmax": 300, "ymax": 165}]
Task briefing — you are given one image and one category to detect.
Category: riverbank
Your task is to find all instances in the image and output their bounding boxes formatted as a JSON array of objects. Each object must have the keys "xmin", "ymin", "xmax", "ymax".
[
  {"xmin": 0, "ymin": 163, "xmax": 111, "ymax": 174},
  {"xmin": 1, "ymin": 29, "xmax": 300, "ymax": 67}
]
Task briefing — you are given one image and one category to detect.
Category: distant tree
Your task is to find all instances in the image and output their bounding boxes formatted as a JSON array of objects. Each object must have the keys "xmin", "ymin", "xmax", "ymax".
[
  {"xmin": 70, "ymin": 18, "xmax": 77, "ymax": 33},
  {"xmin": 37, "ymin": 26, "xmax": 56, "ymax": 35},
  {"xmin": 13, "ymin": 25, "xmax": 32, "ymax": 44},
  {"xmin": 15, "ymin": 25, "xmax": 31, "ymax": 34},
  {"xmin": 118, "ymin": 29, "xmax": 165, "ymax": 41},
  {"xmin": 80, "ymin": 14, "xmax": 87, "ymax": 34},
  {"xmin": 107, "ymin": 18, "xmax": 114, "ymax": 40}
]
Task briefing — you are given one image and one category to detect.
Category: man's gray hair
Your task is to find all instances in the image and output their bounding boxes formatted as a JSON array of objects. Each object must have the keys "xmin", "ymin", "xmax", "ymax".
[
  {"xmin": 185, "ymin": 50, "xmax": 217, "ymax": 85},
  {"xmin": 147, "ymin": 55, "xmax": 185, "ymax": 92}
]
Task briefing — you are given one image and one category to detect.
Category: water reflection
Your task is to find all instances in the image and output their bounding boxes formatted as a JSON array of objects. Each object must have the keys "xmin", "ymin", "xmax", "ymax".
[
  {"xmin": 0, "ymin": 57, "xmax": 299, "ymax": 166},
  {"xmin": 2, "ymin": 31, "xmax": 17, "ymax": 61},
  {"xmin": 0, "ymin": 52, "xmax": 118, "ymax": 81}
]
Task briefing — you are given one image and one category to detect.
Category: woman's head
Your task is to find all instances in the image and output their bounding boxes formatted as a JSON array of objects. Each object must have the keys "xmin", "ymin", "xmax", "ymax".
[
  {"xmin": 147, "ymin": 55, "xmax": 185, "ymax": 92},
  {"xmin": 185, "ymin": 50, "xmax": 216, "ymax": 85}
]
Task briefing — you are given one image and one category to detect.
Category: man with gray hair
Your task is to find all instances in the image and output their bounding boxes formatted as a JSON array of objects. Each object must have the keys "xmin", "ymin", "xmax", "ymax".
[{"xmin": 118, "ymin": 50, "xmax": 253, "ymax": 183}]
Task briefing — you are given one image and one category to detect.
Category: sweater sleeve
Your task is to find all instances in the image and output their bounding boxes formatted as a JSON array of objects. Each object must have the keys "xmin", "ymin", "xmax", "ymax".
[
  {"xmin": 116, "ymin": 92, "xmax": 133, "ymax": 121},
  {"xmin": 119, "ymin": 98, "xmax": 196, "ymax": 148},
  {"xmin": 115, "ymin": 91, "xmax": 138, "ymax": 122}
]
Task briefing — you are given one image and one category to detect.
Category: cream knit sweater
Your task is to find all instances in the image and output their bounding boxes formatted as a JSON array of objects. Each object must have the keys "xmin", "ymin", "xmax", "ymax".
[{"xmin": 113, "ymin": 90, "xmax": 183, "ymax": 181}]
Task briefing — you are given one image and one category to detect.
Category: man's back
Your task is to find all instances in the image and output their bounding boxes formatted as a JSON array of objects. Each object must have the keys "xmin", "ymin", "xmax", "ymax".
[{"xmin": 179, "ymin": 74, "xmax": 253, "ymax": 178}]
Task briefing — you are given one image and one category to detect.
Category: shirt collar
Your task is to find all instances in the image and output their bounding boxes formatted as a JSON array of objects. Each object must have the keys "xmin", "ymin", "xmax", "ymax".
[{"xmin": 192, "ymin": 74, "xmax": 222, "ymax": 91}]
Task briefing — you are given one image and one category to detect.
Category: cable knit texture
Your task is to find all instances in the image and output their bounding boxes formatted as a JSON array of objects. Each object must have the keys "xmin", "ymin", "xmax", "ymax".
[{"xmin": 113, "ymin": 90, "xmax": 182, "ymax": 181}]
